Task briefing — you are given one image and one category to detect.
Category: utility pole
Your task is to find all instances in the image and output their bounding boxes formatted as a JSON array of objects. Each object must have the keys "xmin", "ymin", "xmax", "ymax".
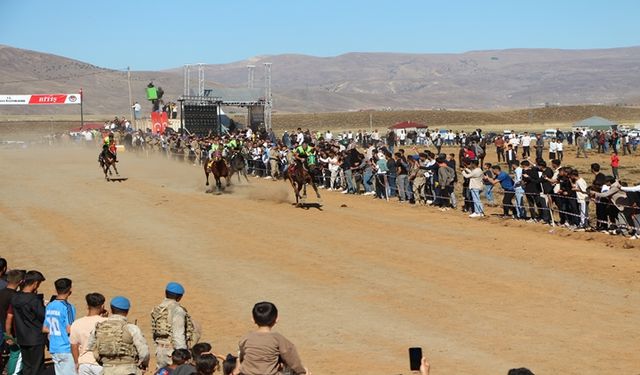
[{"xmin": 127, "ymin": 66, "xmax": 134, "ymax": 129}]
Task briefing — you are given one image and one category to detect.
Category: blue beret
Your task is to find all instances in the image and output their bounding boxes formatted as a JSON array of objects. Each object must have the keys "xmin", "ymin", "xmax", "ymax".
[
  {"xmin": 110, "ymin": 296, "xmax": 130, "ymax": 311},
  {"xmin": 166, "ymin": 282, "xmax": 185, "ymax": 295}
]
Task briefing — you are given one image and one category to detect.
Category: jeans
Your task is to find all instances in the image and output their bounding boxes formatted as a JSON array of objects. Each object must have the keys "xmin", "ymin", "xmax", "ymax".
[
  {"xmin": 363, "ymin": 167, "xmax": 373, "ymax": 192},
  {"xmin": 483, "ymin": 184, "xmax": 495, "ymax": 204},
  {"xmin": 51, "ymin": 353, "xmax": 75, "ymax": 375},
  {"xmin": 470, "ymin": 189, "xmax": 484, "ymax": 214},
  {"xmin": 396, "ymin": 174, "xmax": 409, "ymax": 200},
  {"xmin": 387, "ymin": 173, "xmax": 397, "ymax": 197},
  {"xmin": 344, "ymin": 169, "xmax": 355, "ymax": 192},
  {"xmin": 514, "ymin": 187, "xmax": 526, "ymax": 218}
]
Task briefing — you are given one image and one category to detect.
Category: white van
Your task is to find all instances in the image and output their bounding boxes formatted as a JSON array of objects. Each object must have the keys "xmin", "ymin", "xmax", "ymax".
[{"xmin": 544, "ymin": 129, "xmax": 557, "ymax": 139}]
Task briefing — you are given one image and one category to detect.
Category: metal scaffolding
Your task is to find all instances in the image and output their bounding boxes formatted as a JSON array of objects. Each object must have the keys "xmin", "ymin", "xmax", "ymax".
[
  {"xmin": 264, "ymin": 62, "xmax": 272, "ymax": 131},
  {"xmin": 247, "ymin": 65, "xmax": 255, "ymax": 89},
  {"xmin": 197, "ymin": 63, "xmax": 205, "ymax": 96},
  {"xmin": 183, "ymin": 63, "xmax": 205, "ymax": 96}
]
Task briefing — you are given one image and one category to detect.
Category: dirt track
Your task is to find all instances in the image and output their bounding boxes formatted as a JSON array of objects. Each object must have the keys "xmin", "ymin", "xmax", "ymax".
[{"xmin": 1, "ymin": 146, "xmax": 639, "ymax": 375}]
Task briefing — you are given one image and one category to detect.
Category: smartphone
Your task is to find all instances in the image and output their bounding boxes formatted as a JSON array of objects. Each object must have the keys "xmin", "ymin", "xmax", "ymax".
[{"xmin": 409, "ymin": 347, "xmax": 422, "ymax": 371}]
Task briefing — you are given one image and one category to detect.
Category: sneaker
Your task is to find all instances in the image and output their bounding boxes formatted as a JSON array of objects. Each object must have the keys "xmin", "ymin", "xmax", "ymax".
[
  {"xmin": 341, "ymin": 189, "xmax": 349, "ymax": 194},
  {"xmin": 264, "ymin": 176, "xmax": 272, "ymax": 179},
  {"xmin": 469, "ymin": 213, "xmax": 480, "ymax": 218}
]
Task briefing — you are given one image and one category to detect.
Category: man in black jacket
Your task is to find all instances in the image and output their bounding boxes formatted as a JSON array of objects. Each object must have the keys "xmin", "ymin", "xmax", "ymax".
[
  {"xmin": 521, "ymin": 161, "xmax": 551, "ymax": 224},
  {"xmin": 10, "ymin": 270, "xmax": 45, "ymax": 375}
]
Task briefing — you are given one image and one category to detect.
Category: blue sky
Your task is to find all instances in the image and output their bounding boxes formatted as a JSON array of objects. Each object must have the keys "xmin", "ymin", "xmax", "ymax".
[{"xmin": 1, "ymin": 0, "xmax": 639, "ymax": 70}]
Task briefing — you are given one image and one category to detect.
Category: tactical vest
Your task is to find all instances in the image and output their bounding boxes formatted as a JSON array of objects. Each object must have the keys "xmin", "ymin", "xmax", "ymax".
[
  {"xmin": 94, "ymin": 319, "xmax": 137, "ymax": 364},
  {"xmin": 150, "ymin": 302, "xmax": 197, "ymax": 347}
]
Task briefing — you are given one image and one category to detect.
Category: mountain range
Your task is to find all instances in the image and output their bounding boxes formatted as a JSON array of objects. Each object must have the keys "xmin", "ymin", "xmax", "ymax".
[{"xmin": 1, "ymin": 44, "xmax": 640, "ymax": 116}]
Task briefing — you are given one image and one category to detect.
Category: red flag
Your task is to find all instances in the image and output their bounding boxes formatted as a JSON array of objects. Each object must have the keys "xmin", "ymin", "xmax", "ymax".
[
  {"xmin": 160, "ymin": 112, "xmax": 168, "ymax": 134},
  {"xmin": 151, "ymin": 112, "xmax": 162, "ymax": 134}
]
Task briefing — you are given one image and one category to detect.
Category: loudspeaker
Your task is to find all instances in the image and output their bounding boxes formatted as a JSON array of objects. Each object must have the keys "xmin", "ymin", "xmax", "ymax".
[{"xmin": 184, "ymin": 104, "xmax": 219, "ymax": 136}]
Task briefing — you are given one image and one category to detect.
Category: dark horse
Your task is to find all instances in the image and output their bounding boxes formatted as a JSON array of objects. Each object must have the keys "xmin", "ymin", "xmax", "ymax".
[
  {"xmin": 98, "ymin": 151, "xmax": 119, "ymax": 179},
  {"xmin": 228, "ymin": 151, "xmax": 250, "ymax": 183},
  {"xmin": 204, "ymin": 153, "xmax": 230, "ymax": 192},
  {"xmin": 286, "ymin": 159, "xmax": 321, "ymax": 206}
]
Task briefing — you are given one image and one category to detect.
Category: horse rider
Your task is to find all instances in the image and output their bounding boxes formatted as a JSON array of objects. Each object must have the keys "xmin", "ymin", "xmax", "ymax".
[{"xmin": 101, "ymin": 132, "xmax": 118, "ymax": 162}]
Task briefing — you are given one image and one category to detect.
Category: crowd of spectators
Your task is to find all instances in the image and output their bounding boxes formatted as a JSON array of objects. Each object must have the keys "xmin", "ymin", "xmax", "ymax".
[{"xmin": 49, "ymin": 123, "xmax": 640, "ymax": 239}]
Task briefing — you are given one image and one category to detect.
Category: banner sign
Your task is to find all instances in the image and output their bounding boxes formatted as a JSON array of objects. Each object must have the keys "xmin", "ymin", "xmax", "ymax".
[{"xmin": 0, "ymin": 94, "xmax": 82, "ymax": 105}]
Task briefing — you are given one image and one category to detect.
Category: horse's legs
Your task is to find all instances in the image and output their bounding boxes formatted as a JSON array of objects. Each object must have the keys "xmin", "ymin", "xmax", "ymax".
[
  {"xmin": 112, "ymin": 163, "xmax": 119, "ymax": 176},
  {"xmin": 311, "ymin": 181, "xmax": 322, "ymax": 199},
  {"xmin": 226, "ymin": 176, "xmax": 231, "ymax": 187},
  {"xmin": 302, "ymin": 184, "xmax": 307, "ymax": 198},
  {"xmin": 288, "ymin": 177, "xmax": 299, "ymax": 205},
  {"xmin": 205, "ymin": 171, "xmax": 210, "ymax": 186}
]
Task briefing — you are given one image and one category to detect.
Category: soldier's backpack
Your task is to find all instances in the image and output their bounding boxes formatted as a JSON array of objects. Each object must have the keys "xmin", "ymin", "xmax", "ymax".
[
  {"xmin": 151, "ymin": 303, "xmax": 199, "ymax": 347},
  {"xmin": 94, "ymin": 319, "xmax": 136, "ymax": 362}
]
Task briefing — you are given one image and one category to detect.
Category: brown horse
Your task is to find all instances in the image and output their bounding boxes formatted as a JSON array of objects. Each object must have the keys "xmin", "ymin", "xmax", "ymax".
[
  {"xmin": 204, "ymin": 154, "xmax": 230, "ymax": 192},
  {"xmin": 286, "ymin": 160, "xmax": 321, "ymax": 206},
  {"xmin": 98, "ymin": 151, "xmax": 119, "ymax": 179}
]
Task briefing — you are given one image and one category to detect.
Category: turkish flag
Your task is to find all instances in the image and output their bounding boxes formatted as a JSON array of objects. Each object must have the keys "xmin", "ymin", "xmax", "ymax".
[
  {"xmin": 160, "ymin": 112, "xmax": 168, "ymax": 134},
  {"xmin": 151, "ymin": 112, "xmax": 162, "ymax": 134}
]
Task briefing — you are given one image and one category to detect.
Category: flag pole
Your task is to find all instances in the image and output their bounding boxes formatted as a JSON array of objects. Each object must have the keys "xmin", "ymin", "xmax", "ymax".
[{"xmin": 80, "ymin": 88, "xmax": 84, "ymax": 130}]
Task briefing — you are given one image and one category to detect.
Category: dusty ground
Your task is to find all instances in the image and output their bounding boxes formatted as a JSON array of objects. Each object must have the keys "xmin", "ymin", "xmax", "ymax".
[{"xmin": 1, "ymin": 144, "xmax": 639, "ymax": 375}]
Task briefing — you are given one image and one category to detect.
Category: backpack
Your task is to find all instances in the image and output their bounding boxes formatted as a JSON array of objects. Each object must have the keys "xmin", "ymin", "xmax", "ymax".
[
  {"xmin": 94, "ymin": 319, "xmax": 136, "ymax": 361},
  {"xmin": 151, "ymin": 303, "xmax": 198, "ymax": 347}
]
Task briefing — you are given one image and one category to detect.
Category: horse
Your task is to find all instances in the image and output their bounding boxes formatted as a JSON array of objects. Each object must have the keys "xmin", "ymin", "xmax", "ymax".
[
  {"xmin": 98, "ymin": 151, "xmax": 119, "ymax": 179},
  {"xmin": 228, "ymin": 151, "xmax": 250, "ymax": 183},
  {"xmin": 204, "ymin": 153, "xmax": 230, "ymax": 192},
  {"xmin": 286, "ymin": 159, "xmax": 321, "ymax": 206}
]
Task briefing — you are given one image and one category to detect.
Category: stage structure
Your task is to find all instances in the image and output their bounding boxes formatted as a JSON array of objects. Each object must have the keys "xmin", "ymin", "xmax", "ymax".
[{"xmin": 179, "ymin": 62, "xmax": 272, "ymax": 134}]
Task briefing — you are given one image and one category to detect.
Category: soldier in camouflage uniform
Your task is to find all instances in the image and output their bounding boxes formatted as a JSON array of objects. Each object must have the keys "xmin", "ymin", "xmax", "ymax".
[
  {"xmin": 87, "ymin": 296, "xmax": 150, "ymax": 375},
  {"xmin": 150, "ymin": 282, "xmax": 199, "ymax": 369}
]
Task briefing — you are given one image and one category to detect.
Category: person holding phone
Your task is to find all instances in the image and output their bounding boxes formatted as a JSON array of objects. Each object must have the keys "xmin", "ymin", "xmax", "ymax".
[{"xmin": 409, "ymin": 348, "xmax": 430, "ymax": 375}]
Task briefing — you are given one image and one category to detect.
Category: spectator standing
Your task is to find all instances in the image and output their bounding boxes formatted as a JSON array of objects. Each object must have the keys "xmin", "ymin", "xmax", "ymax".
[
  {"xmin": 151, "ymin": 282, "xmax": 199, "ymax": 369},
  {"xmin": 494, "ymin": 136, "xmax": 505, "ymax": 162},
  {"xmin": 521, "ymin": 161, "xmax": 551, "ymax": 224},
  {"xmin": 70, "ymin": 293, "xmax": 107, "ymax": 375},
  {"xmin": 534, "ymin": 134, "xmax": 545, "ymax": 160},
  {"xmin": 132, "ymin": 102, "xmax": 142, "ymax": 120},
  {"xmin": 0, "ymin": 259, "xmax": 7, "ymax": 290},
  {"xmin": 10, "ymin": 271, "xmax": 46, "ymax": 375},
  {"xmin": 556, "ymin": 138, "xmax": 564, "ymax": 161},
  {"xmin": 482, "ymin": 163, "xmax": 496, "ymax": 206},
  {"xmin": 610, "ymin": 151, "xmax": 620, "ymax": 180},
  {"xmin": 462, "ymin": 159, "xmax": 484, "ymax": 218},
  {"xmin": 521, "ymin": 132, "xmax": 531, "ymax": 157},
  {"xmin": 386, "ymin": 152, "xmax": 397, "ymax": 198},
  {"xmin": 44, "ymin": 278, "xmax": 77, "ymax": 375},
  {"xmin": 88, "ymin": 296, "xmax": 150, "ymax": 375},
  {"xmin": 506, "ymin": 144, "xmax": 517, "ymax": 172},
  {"xmin": 486, "ymin": 165, "xmax": 516, "ymax": 217},
  {"xmin": 570, "ymin": 170, "xmax": 589, "ymax": 229},
  {"xmin": 576, "ymin": 132, "xmax": 588, "ymax": 158},
  {"xmin": 395, "ymin": 153, "xmax": 410, "ymax": 202},
  {"xmin": 0, "ymin": 270, "xmax": 25, "ymax": 373}
]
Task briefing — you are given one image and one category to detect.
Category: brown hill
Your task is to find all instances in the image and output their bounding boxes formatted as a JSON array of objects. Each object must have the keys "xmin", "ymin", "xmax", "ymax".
[{"xmin": 2, "ymin": 45, "xmax": 640, "ymax": 115}]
